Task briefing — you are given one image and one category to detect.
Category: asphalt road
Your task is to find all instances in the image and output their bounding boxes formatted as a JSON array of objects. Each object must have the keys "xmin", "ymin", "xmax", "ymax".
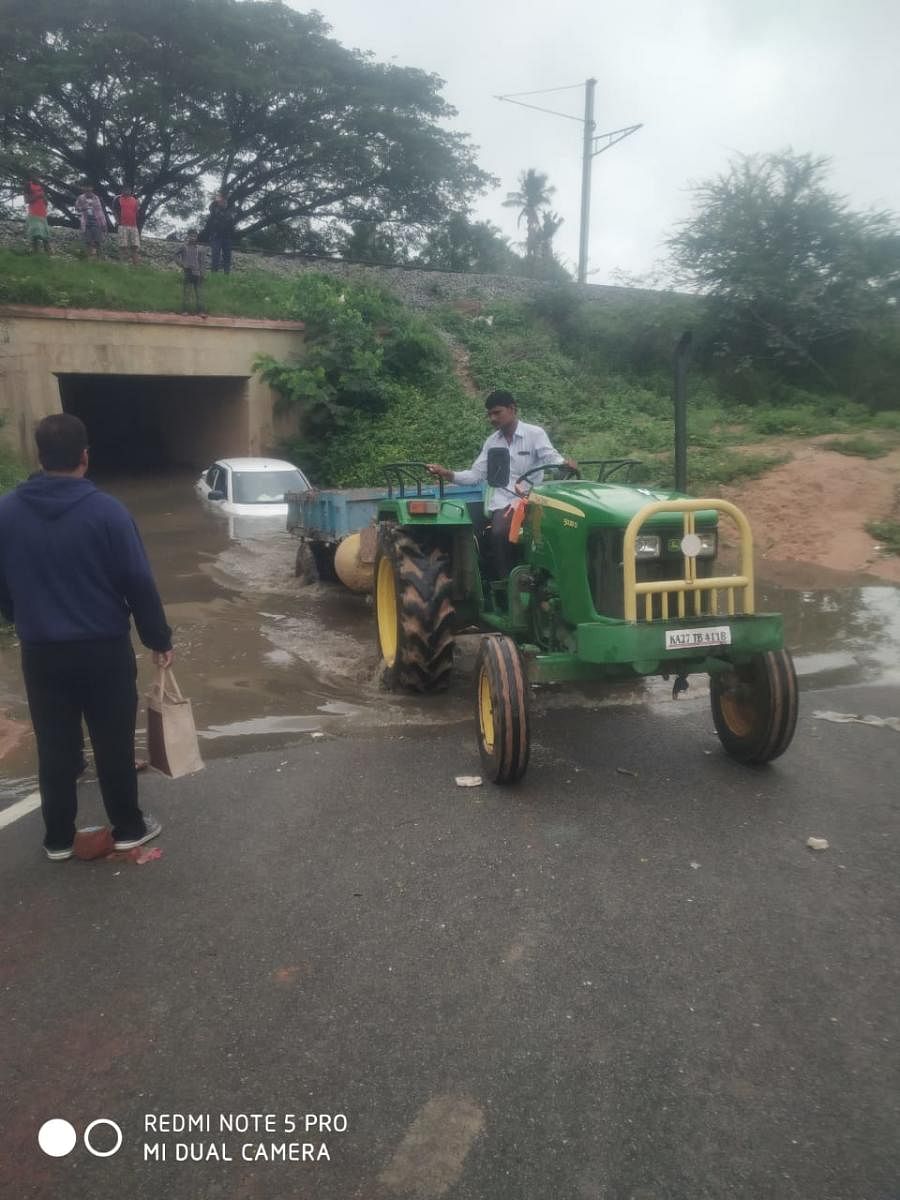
[{"xmin": 1, "ymin": 682, "xmax": 898, "ymax": 1200}]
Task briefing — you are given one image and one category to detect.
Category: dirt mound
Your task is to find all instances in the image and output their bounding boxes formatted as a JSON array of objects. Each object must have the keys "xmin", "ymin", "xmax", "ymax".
[{"xmin": 723, "ymin": 439, "xmax": 900, "ymax": 584}]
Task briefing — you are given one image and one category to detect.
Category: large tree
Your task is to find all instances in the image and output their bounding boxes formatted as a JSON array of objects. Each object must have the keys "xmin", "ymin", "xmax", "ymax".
[
  {"xmin": 669, "ymin": 151, "xmax": 900, "ymax": 382},
  {"xmin": 0, "ymin": 0, "xmax": 492, "ymax": 238}
]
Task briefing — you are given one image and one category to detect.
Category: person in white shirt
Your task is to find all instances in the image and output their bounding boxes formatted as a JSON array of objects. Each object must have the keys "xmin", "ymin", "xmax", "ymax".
[{"xmin": 427, "ymin": 390, "xmax": 575, "ymax": 578}]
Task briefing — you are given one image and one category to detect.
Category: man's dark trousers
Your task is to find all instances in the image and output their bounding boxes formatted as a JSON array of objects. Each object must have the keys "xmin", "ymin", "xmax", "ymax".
[
  {"xmin": 21, "ymin": 635, "xmax": 145, "ymax": 851},
  {"xmin": 210, "ymin": 235, "xmax": 231, "ymax": 274},
  {"xmin": 490, "ymin": 506, "xmax": 517, "ymax": 580}
]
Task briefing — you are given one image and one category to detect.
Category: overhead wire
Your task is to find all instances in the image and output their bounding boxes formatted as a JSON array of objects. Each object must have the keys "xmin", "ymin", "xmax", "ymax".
[{"xmin": 496, "ymin": 83, "xmax": 584, "ymax": 99}]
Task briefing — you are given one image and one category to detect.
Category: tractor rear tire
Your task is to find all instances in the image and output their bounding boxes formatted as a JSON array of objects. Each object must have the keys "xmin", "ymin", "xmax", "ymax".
[
  {"xmin": 374, "ymin": 530, "xmax": 455, "ymax": 692},
  {"xmin": 710, "ymin": 649, "xmax": 798, "ymax": 764},
  {"xmin": 474, "ymin": 635, "xmax": 531, "ymax": 784}
]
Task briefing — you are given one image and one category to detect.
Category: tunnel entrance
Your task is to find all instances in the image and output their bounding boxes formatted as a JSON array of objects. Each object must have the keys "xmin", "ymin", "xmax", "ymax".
[{"xmin": 57, "ymin": 374, "xmax": 249, "ymax": 474}]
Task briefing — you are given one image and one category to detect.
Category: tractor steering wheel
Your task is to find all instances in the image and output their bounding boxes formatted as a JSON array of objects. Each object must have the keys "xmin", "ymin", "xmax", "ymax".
[{"xmin": 515, "ymin": 462, "xmax": 581, "ymax": 489}]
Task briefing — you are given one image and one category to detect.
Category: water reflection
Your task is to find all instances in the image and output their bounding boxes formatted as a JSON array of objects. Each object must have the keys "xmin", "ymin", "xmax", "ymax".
[{"xmin": 762, "ymin": 582, "xmax": 900, "ymax": 687}]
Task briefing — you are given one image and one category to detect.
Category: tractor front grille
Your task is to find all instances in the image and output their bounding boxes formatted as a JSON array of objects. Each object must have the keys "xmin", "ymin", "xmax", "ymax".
[{"xmin": 588, "ymin": 531, "xmax": 715, "ymax": 620}]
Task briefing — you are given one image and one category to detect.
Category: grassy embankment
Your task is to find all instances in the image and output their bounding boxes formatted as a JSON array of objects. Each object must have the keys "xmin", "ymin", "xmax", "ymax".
[
  {"xmin": 0, "ymin": 246, "xmax": 297, "ymax": 320},
  {"xmin": 433, "ymin": 293, "xmax": 900, "ymax": 492},
  {"xmin": 2, "ymin": 250, "xmax": 899, "ymax": 502}
]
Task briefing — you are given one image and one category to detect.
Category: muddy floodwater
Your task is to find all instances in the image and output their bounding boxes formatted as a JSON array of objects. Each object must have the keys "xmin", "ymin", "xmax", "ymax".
[{"xmin": 2, "ymin": 471, "xmax": 899, "ymax": 802}]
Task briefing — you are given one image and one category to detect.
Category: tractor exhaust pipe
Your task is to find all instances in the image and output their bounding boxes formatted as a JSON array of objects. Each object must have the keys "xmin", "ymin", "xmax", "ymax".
[{"xmin": 673, "ymin": 330, "xmax": 692, "ymax": 493}]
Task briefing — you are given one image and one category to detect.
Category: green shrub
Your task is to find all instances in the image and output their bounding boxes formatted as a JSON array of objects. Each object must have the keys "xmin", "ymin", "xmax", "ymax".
[
  {"xmin": 261, "ymin": 274, "xmax": 463, "ymax": 483},
  {"xmin": 0, "ymin": 419, "xmax": 27, "ymax": 495},
  {"xmin": 820, "ymin": 436, "xmax": 892, "ymax": 459},
  {"xmin": 282, "ymin": 379, "xmax": 485, "ymax": 485},
  {"xmin": 872, "ymin": 411, "xmax": 900, "ymax": 431},
  {"xmin": 748, "ymin": 406, "xmax": 825, "ymax": 435},
  {"xmin": 865, "ymin": 519, "xmax": 900, "ymax": 555}
]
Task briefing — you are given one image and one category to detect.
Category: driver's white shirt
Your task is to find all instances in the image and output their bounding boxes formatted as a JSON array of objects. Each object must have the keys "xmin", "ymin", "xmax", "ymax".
[{"xmin": 451, "ymin": 421, "xmax": 564, "ymax": 512}]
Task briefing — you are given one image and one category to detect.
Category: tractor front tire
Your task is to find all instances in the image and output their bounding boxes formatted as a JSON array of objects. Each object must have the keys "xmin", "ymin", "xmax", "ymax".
[
  {"xmin": 374, "ymin": 530, "xmax": 455, "ymax": 692},
  {"xmin": 474, "ymin": 635, "xmax": 531, "ymax": 784},
  {"xmin": 710, "ymin": 649, "xmax": 798, "ymax": 764}
]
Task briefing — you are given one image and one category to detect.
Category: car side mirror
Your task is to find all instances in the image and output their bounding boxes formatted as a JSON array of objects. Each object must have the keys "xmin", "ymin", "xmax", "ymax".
[
  {"xmin": 486, "ymin": 446, "xmax": 510, "ymax": 488},
  {"xmin": 208, "ymin": 489, "xmax": 226, "ymax": 501}
]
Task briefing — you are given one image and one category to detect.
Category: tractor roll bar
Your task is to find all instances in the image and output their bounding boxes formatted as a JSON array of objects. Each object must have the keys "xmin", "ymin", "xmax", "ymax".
[
  {"xmin": 577, "ymin": 458, "xmax": 644, "ymax": 483},
  {"xmin": 622, "ymin": 498, "xmax": 755, "ymax": 623}
]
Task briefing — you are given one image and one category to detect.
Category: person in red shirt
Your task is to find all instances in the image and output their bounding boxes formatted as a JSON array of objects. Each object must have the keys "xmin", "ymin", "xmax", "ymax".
[
  {"xmin": 24, "ymin": 178, "xmax": 51, "ymax": 255},
  {"xmin": 114, "ymin": 185, "xmax": 141, "ymax": 265}
]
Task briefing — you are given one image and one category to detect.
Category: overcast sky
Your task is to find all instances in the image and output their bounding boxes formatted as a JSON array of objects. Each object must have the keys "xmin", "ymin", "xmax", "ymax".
[{"xmin": 294, "ymin": 0, "xmax": 900, "ymax": 282}]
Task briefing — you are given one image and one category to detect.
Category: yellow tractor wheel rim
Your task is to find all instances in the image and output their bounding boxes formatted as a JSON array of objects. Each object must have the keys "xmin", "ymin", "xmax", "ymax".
[
  {"xmin": 376, "ymin": 556, "xmax": 398, "ymax": 666},
  {"xmin": 719, "ymin": 679, "xmax": 755, "ymax": 738},
  {"xmin": 478, "ymin": 667, "xmax": 495, "ymax": 752}
]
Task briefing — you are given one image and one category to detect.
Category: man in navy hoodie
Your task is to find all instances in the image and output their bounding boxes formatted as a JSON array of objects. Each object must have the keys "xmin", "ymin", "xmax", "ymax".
[{"xmin": 0, "ymin": 414, "xmax": 173, "ymax": 860}]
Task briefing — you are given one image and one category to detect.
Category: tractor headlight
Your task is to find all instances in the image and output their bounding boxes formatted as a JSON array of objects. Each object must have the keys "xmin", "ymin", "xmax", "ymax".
[
  {"xmin": 695, "ymin": 531, "xmax": 717, "ymax": 558},
  {"xmin": 634, "ymin": 534, "xmax": 661, "ymax": 559}
]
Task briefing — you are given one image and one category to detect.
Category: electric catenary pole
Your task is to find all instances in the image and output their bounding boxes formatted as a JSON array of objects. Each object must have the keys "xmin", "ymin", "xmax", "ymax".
[{"xmin": 496, "ymin": 79, "xmax": 641, "ymax": 284}]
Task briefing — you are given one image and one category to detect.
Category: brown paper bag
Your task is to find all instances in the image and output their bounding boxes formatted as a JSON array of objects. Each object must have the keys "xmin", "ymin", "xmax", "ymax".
[{"xmin": 146, "ymin": 668, "xmax": 205, "ymax": 778}]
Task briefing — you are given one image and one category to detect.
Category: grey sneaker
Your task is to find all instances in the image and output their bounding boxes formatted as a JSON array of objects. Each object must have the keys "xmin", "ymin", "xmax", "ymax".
[
  {"xmin": 113, "ymin": 815, "xmax": 162, "ymax": 852},
  {"xmin": 44, "ymin": 845, "xmax": 74, "ymax": 861}
]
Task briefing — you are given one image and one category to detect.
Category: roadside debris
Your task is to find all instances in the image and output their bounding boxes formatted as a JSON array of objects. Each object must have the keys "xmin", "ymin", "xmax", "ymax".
[
  {"xmin": 806, "ymin": 837, "xmax": 829, "ymax": 851},
  {"xmin": 135, "ymin": 847, "xmax": 163, "ymax": 864},
  {"xmin": 311, "ymin": 731, "xmax": 325, "ymax": 740},
  {"xmin": 813, "ymin": 710, "xmax": 900, "ymax": 732},
  {"xmin": 616, "ymin": 767, "xmax": 638, "ymax": 777},
  {"xmin": 455, "ymin": 775, "xmax": 482, "ymax": 788},
  {"xmin": 273, "ymin": 966, "xmax": 302, "ymax": 983}
]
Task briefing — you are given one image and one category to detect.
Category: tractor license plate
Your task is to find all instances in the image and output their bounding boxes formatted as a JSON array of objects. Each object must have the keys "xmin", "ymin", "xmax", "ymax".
[{"xmin": 665, "ymin": 625, "xmax": 732, "ymax": 650}]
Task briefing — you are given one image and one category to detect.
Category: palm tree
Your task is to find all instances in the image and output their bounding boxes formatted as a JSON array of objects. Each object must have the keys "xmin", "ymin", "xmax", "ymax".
[{"xmin": 502, "ymin": 169, "xmax": 556, "ymax": 266}]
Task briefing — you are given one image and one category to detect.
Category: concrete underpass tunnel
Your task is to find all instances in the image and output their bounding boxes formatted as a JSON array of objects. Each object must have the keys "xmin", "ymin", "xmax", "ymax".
[{"xmin": 57, "ymin": 374, "xmax": 249, "ymax": 474}]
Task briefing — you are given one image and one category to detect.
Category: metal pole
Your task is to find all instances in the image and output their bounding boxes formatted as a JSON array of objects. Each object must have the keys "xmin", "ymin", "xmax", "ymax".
[
  {"xmin": 673, "ymin": 330, "xmax": 693, "ymax": 493},
  {"xmin": 577, "ymin": 78, "xmax": 596, "ymax": 285}
]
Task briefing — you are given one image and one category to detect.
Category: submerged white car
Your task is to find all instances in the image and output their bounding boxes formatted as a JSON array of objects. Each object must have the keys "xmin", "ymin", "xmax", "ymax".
[{"xmin": 195, "ymin": 457, "xmax": 311, "ymax": 517}]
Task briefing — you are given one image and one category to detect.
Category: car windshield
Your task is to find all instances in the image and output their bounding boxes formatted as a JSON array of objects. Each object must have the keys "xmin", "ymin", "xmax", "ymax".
[{"xmin": 231, "ymin": 470, "xmax": 307, "ymax": 504}]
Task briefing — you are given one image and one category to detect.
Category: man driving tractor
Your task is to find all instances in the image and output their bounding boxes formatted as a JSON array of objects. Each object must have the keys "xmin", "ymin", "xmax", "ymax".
[{"xmin": 426, "ymin": 390, "xmax": 576, "ymax": 577}]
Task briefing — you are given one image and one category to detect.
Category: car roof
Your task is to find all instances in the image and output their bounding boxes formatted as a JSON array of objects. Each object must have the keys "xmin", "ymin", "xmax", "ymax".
[{"xmin": 215, "ymin": 457, "xmax": 301, "ymax": 473}]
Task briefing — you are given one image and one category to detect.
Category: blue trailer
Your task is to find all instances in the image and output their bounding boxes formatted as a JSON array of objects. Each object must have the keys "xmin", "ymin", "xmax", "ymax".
[{"xmin": 286, "ymin": 465, "xmax": 484, "ymax": 588}]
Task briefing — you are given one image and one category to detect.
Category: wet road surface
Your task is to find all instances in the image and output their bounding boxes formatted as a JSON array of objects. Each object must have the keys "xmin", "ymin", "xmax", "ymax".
[
  {"xmin": 2, "ymin": 472, "xmax": 899, "ymax": 1199},
  {"xmin": 1, "ymin": 681, "xmax": 898, "ymax": 1200}
]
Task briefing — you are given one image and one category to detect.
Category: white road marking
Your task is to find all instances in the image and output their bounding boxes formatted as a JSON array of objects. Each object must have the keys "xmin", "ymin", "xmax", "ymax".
[{"xmin": 0, "ymin": 791, "xmax": 41, "ymax": 830}]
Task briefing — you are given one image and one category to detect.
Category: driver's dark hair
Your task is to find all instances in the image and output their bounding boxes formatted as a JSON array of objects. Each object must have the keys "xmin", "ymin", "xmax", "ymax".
[
  {"xmin": 485, "ymin": 389, "xmax": 516, "ymax": 410},
  {"xmin": 35, "ymin": 413, "xmax": 88, "ymax": 471}
]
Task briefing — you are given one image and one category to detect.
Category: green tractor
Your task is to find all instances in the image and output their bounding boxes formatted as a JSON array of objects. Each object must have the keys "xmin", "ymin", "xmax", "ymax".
[{"xmin": 372, "ymin": 455, "xmax": 797, "ymax": 784}]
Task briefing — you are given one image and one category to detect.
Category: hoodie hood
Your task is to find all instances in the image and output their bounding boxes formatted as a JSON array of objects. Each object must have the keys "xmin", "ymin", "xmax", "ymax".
[{"xmin": 15, "ymin": 475, "xmax": 98, "ymax": 521}]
